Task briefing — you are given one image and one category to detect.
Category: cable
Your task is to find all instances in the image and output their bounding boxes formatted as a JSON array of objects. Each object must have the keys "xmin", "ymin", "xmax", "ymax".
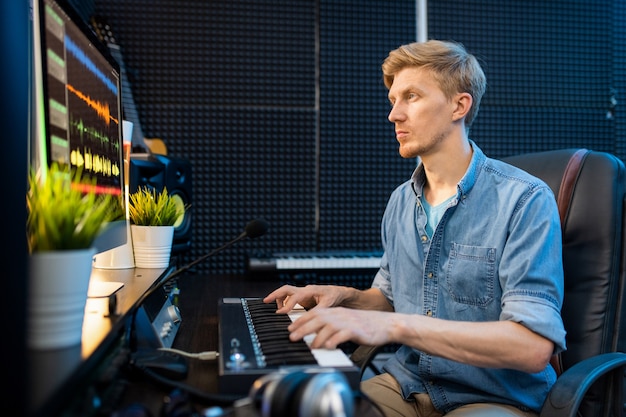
[
  {"xmin": 132, "ymin": 363, "xmax": 244, "ymax": 407},
  {"xmin": 158, "ymin": 347, "xmax": 219, "ymax": 361}
]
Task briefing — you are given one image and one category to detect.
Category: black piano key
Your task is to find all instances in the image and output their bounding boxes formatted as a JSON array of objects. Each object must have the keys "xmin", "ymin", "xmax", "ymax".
[
  {"xmin": 236, "ymin": 298, "xmax": 320, "ymax": 367},
  {"xmin": 253, "ymin": 317, "xmax": 292, "ymax": 327},
  {"xmin": 243, "ymin": 299, "xmax": 317, "ymax": 362},
  {"xmin": 264, "ymin": 352, "xmax": 318, "ymax": 366},
  {"xmin": 260, "ymin": 344, "xmax": 312, "ymax": 355}
]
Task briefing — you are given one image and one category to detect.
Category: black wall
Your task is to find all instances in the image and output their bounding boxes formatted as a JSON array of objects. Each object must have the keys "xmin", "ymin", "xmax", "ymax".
[
  {"xmin": 429, "ymin": 0, "xmax": 626, "ymax": 158},
  {"xmin": 90, "ymin": 0, "xmax": 626, "ymax": 276}
]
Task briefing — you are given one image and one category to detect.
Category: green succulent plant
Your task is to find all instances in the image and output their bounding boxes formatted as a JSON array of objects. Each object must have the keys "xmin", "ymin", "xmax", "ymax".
[
  {"xmin": 27, "ymin": 163, "xmax": 122, "ymax": 253},
  {"xmin": 128, "ymin": 186, "xmax": 185, "ymax": 227}
]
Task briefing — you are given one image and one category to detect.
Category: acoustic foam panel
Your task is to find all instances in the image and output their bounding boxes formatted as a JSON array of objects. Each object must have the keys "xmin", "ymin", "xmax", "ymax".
[{"xmin": 95, "ymin": 0, "xmax": 626, "ymax": 276}]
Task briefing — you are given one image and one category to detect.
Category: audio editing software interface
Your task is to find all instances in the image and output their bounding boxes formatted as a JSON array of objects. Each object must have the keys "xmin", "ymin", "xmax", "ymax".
[{"xmin": 40, "ymin": 0, "xmax": 123, "ymax": 197}]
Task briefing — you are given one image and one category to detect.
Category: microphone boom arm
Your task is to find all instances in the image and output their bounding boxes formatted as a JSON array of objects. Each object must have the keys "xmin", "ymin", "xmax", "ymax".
[
  {"xmin": 166, "ymin": 231, "xmax": 247, "ymax": 282},
  {"xmin": 128, "ymin": 219, "xmax": 268, "ymax": 352}
]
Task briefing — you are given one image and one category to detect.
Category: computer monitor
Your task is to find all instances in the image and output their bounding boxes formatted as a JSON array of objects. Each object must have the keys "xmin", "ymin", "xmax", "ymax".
[{"xmin": 31, "ymin": 0, "xmax": 127, "ymax": 252}]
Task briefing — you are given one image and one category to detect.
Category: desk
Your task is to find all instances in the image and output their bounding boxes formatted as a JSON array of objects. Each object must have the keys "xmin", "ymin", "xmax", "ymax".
[
  {"xmin": 109, "ymin": 273, "xmax": 282, "ymax": 413},
  {"xmin": 28, "ymin": 271, "xmax": 382, "ymax": 417},
  {"xmin": 116, "ymin": 273, "xmax": 384, "ymax": 417},
  {"xmin": 28, "ymin": 266, "xmax": 169, "ymax": 417}
]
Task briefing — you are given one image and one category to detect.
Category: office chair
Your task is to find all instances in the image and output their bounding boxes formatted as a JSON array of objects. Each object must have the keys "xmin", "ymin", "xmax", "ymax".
[{"xmin": 351, "ymin": 148, "xmax": 626, "ymax": 417}]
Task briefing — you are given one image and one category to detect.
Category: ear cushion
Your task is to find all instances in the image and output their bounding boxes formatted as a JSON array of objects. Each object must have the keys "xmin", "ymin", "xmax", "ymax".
[
  {"xmin": 249, "ymin": 372, "xmax": 284, "ymax": 414},
  {"xmin": 268, "ymin": 371, "xmax": 315, "ymax": 417},
  {"xmin": 254, "ymin": 369, "xmax": 354, "ymax": 417},
  {"xmin": 298, "ymin": 372, "xmax": 354, "ymax": 417}
]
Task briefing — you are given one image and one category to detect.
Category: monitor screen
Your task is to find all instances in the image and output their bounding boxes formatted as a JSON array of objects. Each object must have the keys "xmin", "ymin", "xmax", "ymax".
[{"xmin": 31, "ymin": 0, "xmax": 127, "ymax": 251}]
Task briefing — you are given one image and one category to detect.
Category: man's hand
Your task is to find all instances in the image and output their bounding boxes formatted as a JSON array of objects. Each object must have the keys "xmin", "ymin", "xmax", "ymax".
[
  {"xmin": 263, "ymin": 284, "xmax": 347, "ymax": 313},
  {"xmin": 287, "ymin": 307, "xmax": 396, "ymax": 349}
]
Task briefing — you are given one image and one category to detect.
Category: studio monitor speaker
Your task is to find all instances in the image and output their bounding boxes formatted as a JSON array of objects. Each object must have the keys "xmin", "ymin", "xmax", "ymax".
[{"xmin": 129, "ymin": 154, "xmax": 193, "ymax": 254}]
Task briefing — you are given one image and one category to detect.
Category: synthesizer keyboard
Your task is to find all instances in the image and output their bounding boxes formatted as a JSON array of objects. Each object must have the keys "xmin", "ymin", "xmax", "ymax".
[
  {"xmin": 247, "ymin": 250, "xmax": 383, "ymax": 272},
  {"xmin": 217, "ymin": 297, "xmax": 360, "ymax": 394}
]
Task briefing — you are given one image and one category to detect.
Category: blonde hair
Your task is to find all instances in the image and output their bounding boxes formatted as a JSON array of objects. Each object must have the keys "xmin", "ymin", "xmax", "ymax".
[{"xmin": 382, "ymin": 40, "xmax": 486, "ymax": 128}]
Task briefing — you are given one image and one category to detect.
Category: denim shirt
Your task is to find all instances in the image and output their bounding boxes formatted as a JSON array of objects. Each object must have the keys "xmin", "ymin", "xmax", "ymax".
[{"xmin": 371, "ymin": 142, "xmax": 567, "ymax": 413}]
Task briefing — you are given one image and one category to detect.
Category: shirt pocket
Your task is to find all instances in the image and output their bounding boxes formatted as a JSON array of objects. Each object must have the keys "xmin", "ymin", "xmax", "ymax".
[{"xmin": 446, "ymin": 243, "xmax": 496, "ymax": 307}]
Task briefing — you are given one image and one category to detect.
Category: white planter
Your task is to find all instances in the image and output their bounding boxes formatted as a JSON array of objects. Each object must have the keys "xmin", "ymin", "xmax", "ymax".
[
  {"xmin": 27, "ymin": 248, "xmax": 97, "ymax": 350},
  {"xmin": 130, "ymin": 225, "xmax": 174, "ymax": 268}
]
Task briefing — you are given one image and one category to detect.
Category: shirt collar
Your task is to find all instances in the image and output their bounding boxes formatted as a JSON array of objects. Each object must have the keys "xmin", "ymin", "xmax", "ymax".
[{"xmin": 410, "ymin": 139, "xmax": 486, "ymax": 199}]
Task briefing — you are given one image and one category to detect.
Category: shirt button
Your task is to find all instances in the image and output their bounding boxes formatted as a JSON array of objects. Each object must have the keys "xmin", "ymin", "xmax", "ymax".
[
  {"xmin": 421, "ymin": 235, "xmax": 428, "ymax": 242},
  {"xmin": 426, "ymin": 310, "xmax": 432, "ymax": 316},
  {"xmin": 427, "ymin": 272, "xmax": 433, "ymax": 278}
]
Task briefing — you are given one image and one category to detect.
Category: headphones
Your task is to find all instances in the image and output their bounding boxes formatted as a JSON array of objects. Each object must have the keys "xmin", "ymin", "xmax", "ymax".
[{"xmin": 241, "ymin": 367, "xmax": 355, "ymax": 417}]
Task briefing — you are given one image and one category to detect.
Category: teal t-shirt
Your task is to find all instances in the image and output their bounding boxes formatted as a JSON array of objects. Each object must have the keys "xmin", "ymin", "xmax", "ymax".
[{"xmin": 420, "ymin": 194, "xmax": 455, "ymax": 238}]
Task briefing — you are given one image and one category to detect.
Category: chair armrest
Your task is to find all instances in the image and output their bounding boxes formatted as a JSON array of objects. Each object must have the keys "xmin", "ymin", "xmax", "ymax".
[
  {"xmin": 351, "ymin": 345, "xmax": 385, "ymax": 379},
  {"xmin": 540, "ymin": 352, "xmax": 626, "ymax": 417}
]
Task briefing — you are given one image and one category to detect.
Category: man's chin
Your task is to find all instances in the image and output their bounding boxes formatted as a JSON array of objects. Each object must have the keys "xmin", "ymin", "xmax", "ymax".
[{"xmin": 398, "ymin": 147, "xmax": 419, "ymax": 159}]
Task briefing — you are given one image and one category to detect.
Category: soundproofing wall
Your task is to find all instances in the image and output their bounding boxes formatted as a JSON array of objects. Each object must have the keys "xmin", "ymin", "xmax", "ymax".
[
  {"xmin": 93, "ymin": 0, "xmax": 415, "ymax": 278},
  {"xmin": 428, "ymin": 0, "xmax": 625, "ymax": 160},
  {"xmin": 93, "ymin": 0, "xmax": 626, "ymax": 278}
]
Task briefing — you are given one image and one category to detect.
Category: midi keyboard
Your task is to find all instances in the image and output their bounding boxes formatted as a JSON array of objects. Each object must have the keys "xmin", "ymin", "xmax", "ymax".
[{"xmin": 217, "ymin": 297, "xmax": 360, "ymax": 394}]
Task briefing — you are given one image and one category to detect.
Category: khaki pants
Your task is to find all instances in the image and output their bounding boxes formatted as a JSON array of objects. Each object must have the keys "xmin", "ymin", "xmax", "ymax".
[{"xmin": 360, "ymin": 373, "xmax": 538, "ymax": 417}]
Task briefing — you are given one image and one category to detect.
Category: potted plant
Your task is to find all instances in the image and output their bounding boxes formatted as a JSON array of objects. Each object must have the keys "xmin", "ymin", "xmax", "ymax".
[
  {"xmin": 27, "ymin": 164, "xmax": 121, "ymax": 252},
  {"xmin": 128, "ymin": 186, "xmax": 186, "ymax": 268},
  {"xmin": 26, "ymin": 163, "xmax": 121, "ymax": 349}
]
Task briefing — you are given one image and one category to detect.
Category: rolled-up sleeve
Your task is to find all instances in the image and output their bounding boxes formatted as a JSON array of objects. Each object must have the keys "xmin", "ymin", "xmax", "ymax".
[{"xmin": 501, "ymin": 292, "xmax": 567, "ymax": 353}]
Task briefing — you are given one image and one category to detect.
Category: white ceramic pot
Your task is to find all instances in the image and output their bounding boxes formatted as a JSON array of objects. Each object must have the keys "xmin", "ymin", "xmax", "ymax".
[
  {"xmin": 27, "ymin": 248, "xmax": 97, "ymax": 350},
  {"xmin": 130, "ymin": 225, "xmax": 174, "ymax": 268}
]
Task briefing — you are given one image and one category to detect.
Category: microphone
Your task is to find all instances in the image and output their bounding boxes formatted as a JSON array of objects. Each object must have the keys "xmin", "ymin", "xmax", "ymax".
[{"xmin": 243, "ymin": 218, "xmax": 269, "ymax": 239}]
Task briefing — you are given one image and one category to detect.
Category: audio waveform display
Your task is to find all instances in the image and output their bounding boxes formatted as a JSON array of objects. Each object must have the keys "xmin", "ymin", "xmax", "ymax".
[
  {"xmin": 70, "ymin": 147, "xmax": 121, "ymax": 179},
  {"xmin": 70, "ymin": 116, "xmax": 120, "ymax": 150},
  {"xmin": 67, "ymin": 84, "xmax": 118, "ymax": 125},
  {"xmin": 64, "ymin": 35, "xmax": 118, "ymax": 95}
]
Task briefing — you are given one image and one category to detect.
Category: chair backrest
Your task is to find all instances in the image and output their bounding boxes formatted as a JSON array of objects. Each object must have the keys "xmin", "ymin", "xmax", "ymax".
[{"xmin": 503, "ymin": 149, "xmax": 626, "ymax": 417}]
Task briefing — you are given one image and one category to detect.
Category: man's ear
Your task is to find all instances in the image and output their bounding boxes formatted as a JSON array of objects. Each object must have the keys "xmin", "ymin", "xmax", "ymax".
[{"xmin": 452, "ymin": 92, "xmax": 473, "ymax": 122}]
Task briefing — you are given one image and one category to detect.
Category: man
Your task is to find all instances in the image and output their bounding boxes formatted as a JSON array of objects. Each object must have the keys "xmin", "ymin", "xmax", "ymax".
[{"xmin": 264, "ymin": 40, "xmax": 566, "ymax": 416}]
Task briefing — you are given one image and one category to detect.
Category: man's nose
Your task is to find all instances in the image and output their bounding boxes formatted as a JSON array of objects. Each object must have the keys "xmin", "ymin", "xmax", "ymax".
[{"xmin": 388, "ymin": 104, "xmax": 403, "ymax": 122}]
